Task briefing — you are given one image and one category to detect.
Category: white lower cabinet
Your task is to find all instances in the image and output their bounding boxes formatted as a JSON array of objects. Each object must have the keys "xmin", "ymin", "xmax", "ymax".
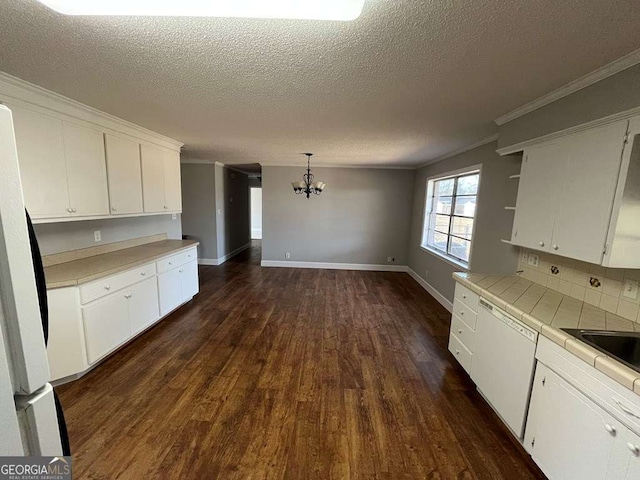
[
  {"xmin": 158, "ymin": 259, "xmax": 199, "ymax": 316},
  {"xmin": 83, "ymin": 293, "xmax": 131, "ymax": 365},
  {"xmin": 526, "ymin": 341, "xmax": 640, "ymax": 480},
  {"xmin": 47, "ymin": 247, "xmax": 198, "ymax": 382},
  {"xmin": 158, "ymin": 267, "xmax": 183, "ymax": 316},
  {"xmin": 128, "ymin": 277, "xmax": 160, "ymax": 335},
  {"xmin": 526, "ymin": 363, "xmax": 617, "ymax": 480}
]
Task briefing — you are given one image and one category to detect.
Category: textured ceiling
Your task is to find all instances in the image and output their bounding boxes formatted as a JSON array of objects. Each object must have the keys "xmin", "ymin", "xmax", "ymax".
[{"xmin": 1, "ymin": 0, "xmax": 639, "ymax": 167}]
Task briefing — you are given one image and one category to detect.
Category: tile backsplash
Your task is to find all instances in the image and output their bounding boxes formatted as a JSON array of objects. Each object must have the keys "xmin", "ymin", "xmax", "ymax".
[{"xmin": 518, "ymin": 249, "xmax": 640, "ymax": 324}]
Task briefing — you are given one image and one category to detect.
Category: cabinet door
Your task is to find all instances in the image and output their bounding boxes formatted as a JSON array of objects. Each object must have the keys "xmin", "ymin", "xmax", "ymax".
[
  {"xmin": 511, "ymin": 140, "xmax": 566, "ymax": 252},
  {"xmin": 140, "ymin": 143, "xmax": 166, "ymax": 213},
  {"xmin": 105, "ymin": 134, "xmax": 143, "ymax": 214},
  {"xmin": 128, "ymin": 277, "xmax": 160, "ymax": 335},
  {"xmin": 180, "ymin": 260, "xmax": 199, "ymax": 301},
  {"xmin": 528, "ymin": 365, "xmax": 617, "ymax": 480},
  {"xmin": 607, "ymin": 428, "xmax": 640, "ymax": 480},
  {"xmin": 163, "ymin": 149, "xmax": 182, "ymax": 211},
  {"xmin": 9, "ymin": 104, "xmax": 70, "ymax": 218},
  {"xmin": 550, "ymin": 120, "xmax": 628, "ymax": 264},
  {"xmin": 158, "ymin": 268, "xmax": 183, "ymax": 316},
  {"xmin": 82, "ymin": 293, "xmax": 130, "ymax": 364},
  {"xmin": 63, "ymin": 122, "xmax": 110, "ymax": 216}
]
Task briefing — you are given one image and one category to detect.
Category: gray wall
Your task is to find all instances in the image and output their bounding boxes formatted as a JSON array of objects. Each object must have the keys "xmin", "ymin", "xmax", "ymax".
[
  {"xmin": 180, "ymin": 163, "xmax": 217, "ymax": 260},
  {"xmin": 262, "ymin": 166, "xmax": 415, "ymax": 265},
  {"xmin": 34, "ymin": 214, "xmax": 182, "ymax": 256},
  {"xmin": 408, "ymin": 142, "xmax": 521, "ymax": 302},
  {"xmin": 215, "ymin": 164, "xmax": 250, "ymax": 258},
  {"xmin": 499, "ymin": 64, "xmax": 640, "ymax": 149}
]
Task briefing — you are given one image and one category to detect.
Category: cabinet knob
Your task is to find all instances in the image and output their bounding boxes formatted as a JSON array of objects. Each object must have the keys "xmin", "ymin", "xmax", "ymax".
[
  {"xmin": 455, "ymin": 350, "xmax": 460, "ymax": 355},
  {"xmin": 458, "ymin": 329, "xmax": 462, "ymax": 334},
  {"xmin": 169, "ymin": 262, "xmax": 173, "ymax": 265},
  {"xmin": 539, "ymin": 241, "xmax": 545, "ymax": 247},
  {"xmin": 67, "ymin": 208, "xmax": 73, "ymax": 213},
  {"xmin": 179, "ymin": 269, "xmax": 184, "ymax": 273},
  {"xmin": 462, "ymin": 294, "xmax": 467, "ymax": 299},
  {"xmin": 460, "ymin": 311, "xmax": 464, "ymax": 316},
  {"xmin": 164, "ymin": 206, "xmax": 168, "ymax": 209},
  {"xmin": 111, "ymin": 206, "xmax": 116, "ymax": 212},
  {"xmin": 141, "ymin": 272, "xmax": 146, "ymax": 276},
  {"xmin": 627, "ymin": 442, "xmax": 640, "ymax": 455},
  {"xmin": 604, "ymin": 424, "xmax": 616, "ymax": 435},
  {"xmin": 553, "ymin": 245, "xmax": 559, "ymax": 251},
  {"xmin": 71, "ymin": 208, "xmax": 76, "ymax": 213},
  {"xmin": 104, "ymin": 285, "xmax": 110, "ymax": 290}
]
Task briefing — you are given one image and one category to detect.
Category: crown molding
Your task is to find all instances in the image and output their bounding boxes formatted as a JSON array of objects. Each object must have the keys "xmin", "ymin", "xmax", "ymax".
[
  {"xmin": 0, "ymin": 71, "xmax": 183, "ymax": 150},
  {"xmin": 261, "ymin": 162, "xmax": 416, "ymax": 170},
  {"xmin": 415, "ymin": 134, "xmax": 499, "ymax": 169},
  {"xmin": 495, "ymin": 48, "xmax": 640, "ymax": 126}
]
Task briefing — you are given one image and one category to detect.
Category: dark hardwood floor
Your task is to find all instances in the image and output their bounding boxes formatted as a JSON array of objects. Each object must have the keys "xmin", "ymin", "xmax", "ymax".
[{"xmin": 57, "ymin": 241, "xmax": 545, "ymax": 479}]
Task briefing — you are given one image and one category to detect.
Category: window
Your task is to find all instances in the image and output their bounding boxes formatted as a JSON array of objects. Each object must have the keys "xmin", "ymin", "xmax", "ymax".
[{"xmin": 421, "ymin": 168, "xmax": 480, "ymax": 267}]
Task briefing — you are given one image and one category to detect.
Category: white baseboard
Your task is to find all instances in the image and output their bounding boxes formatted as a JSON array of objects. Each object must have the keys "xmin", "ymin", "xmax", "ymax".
[
  {"xmin": 260, "ymin": 260, "xmax": 409, "ymax": 272},
  {"xmin": 407, "ymin": 268, "xmax": 453, "ymax": 312},
  {"xmin": 199, "ymin": 242, "xmax": 251, "ymax": 266}
]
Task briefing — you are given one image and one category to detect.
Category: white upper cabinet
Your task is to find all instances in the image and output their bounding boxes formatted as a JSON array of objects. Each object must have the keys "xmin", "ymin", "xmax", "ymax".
[
  {"xmin": 163, "ymin": 149, "xmax": 182, "ymax": 211},
  {"xmin": 10, "ymin": 105, "xmax": 70, "ymax": 218},
  {"xmin": 511, "ymin": 118, "xmax": 631, "ymax": 265},
  {"xmin": 141, "ymin": 144, "xmax": 182, "ymax": 213},
  {"xmin": 140, "ymin": 143, "xmax": 167, "ymax": 213},
  {"xmin": 512, "ymin": 140, "xmax": 565, "ymax": 252},
  {"xmin": 105, "ymin": 134, "xmax": 143, "ymax": 215},
  {"xmin": 62, "ymin": 122, "xmax": 110, "ymax": 216}
]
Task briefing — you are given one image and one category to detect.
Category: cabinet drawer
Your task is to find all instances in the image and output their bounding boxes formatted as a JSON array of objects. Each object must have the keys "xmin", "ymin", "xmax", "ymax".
[
  {"xmin": 452, "ymin": 298, "xmax": 477, "ymax": 330},
  {"xmin": 449, "ymin": 333, "xmax": 473, "ymax": 375},
  {"xmin": 80, "ymin": 262, "xmax": 157, "ymax": 304},
  {"xmin": 156, "ymin": 247, "xmax": 197, "ymax": 273},
  {"xmin": 451, "ymin": 314, "xmax": 475, "ymax": 352},
  {"xmin": 454, "ymin": 283, "xmax": 479, "ymax": 312}
]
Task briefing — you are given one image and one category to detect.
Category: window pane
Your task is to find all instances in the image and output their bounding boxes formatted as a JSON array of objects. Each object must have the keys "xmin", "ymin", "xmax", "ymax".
[
  {"xmin": 430, "ymin": 214, "xmax": 450, "ymax": 234},
  {"xmin": 434, "ymin": 195, "xmax": 452, "ymax": 215},
  {"xmin": 457, "ymin": 174, "xmax": 479, "ymax": 195},
  {"xmin": 449, "ymin": 236, "xmax": 471, "ymax": 262},
  {"xmin": 428, "ymin": 230, "xmax": 448, "ymax": 252},
  {"xmin": 452, "ymin": 217, "xmax": 474, "ymax": 240},
  {"xmin": 435, "ymin": 178, "xmax": 454, "ymax": 196},
  {"xmin": 454, "ymin": 196, "xmax": 476, "ymax": 217}
]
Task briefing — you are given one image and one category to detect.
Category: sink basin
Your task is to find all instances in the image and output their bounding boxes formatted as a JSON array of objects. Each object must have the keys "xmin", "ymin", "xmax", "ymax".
[{"xmin": 563, "ymin": 329, "xmax": 640, "ymax": 373}]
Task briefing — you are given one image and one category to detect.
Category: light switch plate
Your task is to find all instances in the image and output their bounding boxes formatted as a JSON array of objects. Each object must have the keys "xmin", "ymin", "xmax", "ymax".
[
  {"xmin": 623, "ymin": 279, "xmax": 639, "ymax": 299},
  {"xmin": 527, "ymin": 253, "xmax": 539, "ymax": 267}
]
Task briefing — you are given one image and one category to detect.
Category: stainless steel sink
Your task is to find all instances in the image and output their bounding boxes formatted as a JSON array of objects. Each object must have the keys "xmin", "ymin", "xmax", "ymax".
[{"xmin": 562, "ymin": 329, "xmax": 640, "ymax": 373}]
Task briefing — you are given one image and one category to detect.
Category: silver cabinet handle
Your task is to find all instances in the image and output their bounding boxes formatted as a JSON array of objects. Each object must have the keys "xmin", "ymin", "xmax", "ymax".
[
  {"xmin": 615, "ymin": 399, "xmax": 640, "ymax": 419},
  {"xmin": 627, "ymin": 442, "xmax": 639, "ymax": 455},
  {"xmin": 604, "ymin": 424, "xmax": 616, "ymax": 435}
]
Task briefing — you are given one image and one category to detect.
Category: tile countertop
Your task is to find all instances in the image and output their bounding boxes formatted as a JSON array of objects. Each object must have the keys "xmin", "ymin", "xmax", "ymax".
[
  {"xmin": 453, "ymin": 272, "xmax": 640, "ymax": 396},
  {"xmin": 44, "ymin": 239, "xmax": 199, "ymax": 289}
]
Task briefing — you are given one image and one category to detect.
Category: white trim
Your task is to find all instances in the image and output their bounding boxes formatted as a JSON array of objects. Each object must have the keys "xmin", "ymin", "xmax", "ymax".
[
  {"xmin": 199, "ymin": 242, "xmax": 251, "ymax": 266},
  {"xmin": 260, "ymin": 260, "xmax": 408, "ymax": 272},
  {"xmin": 183, "ymin": 158, "xmax": 415, "ymax": 170},
  {"xmin": 496, "ymin": 104, "xmax": 640, "ymax": 155},
  {"xmin": 31, "ymin": 211, "xmax": 180, "ymax": 224},
  {"xmin": 419, "ymin": 246, "xmax": 470, "ymax": 271},
  {"xmin": 416, "ymin": 134, "xmax": 499, "ymax": 169},
  {"xmin": 198, "ymin": 258, "xmax": 219, "ymax": 266},
  {"xmin": 0, "ymin": 71, "xmax": 183, "ymax": 151},
  {"xmin": 407, "ymin": 269, "xmax": 453, "ymax": 312},
  {"xmin": 495, "ymin": 48, "xmax": 640, "ymax": 126}
]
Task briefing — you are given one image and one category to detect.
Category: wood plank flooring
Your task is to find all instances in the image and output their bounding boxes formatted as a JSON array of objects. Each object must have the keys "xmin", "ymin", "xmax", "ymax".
[{"xmin": 57, "ymin": 241, "xmax": 545, "ymax": 479}]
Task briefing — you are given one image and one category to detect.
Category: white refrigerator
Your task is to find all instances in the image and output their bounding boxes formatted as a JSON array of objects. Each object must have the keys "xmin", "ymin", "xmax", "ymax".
[{"xmin": 0, "ymin": 104, "xmax": 65, "ymax": 456}]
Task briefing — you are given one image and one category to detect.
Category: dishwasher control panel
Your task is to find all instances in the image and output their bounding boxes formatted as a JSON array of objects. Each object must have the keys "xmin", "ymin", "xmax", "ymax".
[{"xmin": 479, "ymin": 298, "xmax": 538, "ymax": 342}]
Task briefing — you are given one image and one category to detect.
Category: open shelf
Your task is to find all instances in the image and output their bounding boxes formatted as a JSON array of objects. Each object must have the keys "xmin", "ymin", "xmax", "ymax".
[
  {"xmin": 505, "ymin": 206, "xmax": 516, "ymax": 211},
  {"xmin": 500, "ymin": 239, "xmax": 513, "ymax": 245},
  {"xmin": 509, "ymin": 174, "xmax": 521, "ymax": 179}
]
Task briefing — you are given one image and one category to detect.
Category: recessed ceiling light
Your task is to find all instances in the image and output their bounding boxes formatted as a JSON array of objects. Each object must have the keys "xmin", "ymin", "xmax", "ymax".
[{"xmin": 34, "ymin": 0, "xmax": 367, "ymax": 21}]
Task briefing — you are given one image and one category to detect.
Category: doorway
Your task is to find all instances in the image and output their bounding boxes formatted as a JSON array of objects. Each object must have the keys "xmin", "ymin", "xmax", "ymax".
[{"xmin": 250, "ymin": 187, "xmax": 262, "ymax": 240}]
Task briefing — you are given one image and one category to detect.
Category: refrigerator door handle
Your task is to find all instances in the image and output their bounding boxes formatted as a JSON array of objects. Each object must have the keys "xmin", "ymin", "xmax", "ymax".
[{"xmin": 15, "ymin": 383, "xmax": 63, "ymax": 456}]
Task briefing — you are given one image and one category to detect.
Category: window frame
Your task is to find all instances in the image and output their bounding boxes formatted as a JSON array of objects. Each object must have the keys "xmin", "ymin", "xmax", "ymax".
[{"xmin": 420, "ymin": 164, "xmax": 482, "ymax": 270}]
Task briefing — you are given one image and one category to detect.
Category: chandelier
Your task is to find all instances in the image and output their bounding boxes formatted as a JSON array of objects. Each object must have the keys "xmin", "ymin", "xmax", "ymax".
[{"xmin": 291, "ymin": 153, "xmax": 326, "ymax": 198}]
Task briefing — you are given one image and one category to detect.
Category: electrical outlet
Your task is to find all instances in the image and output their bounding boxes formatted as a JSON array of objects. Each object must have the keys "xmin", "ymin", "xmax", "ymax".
[
  {"xmin": 285, "ymin": 252, "xmax": 290, "ymax": 259},
  {"xmin": 623, "ymin": 279, "xmax": 639, "ymax": 299},
  {"xmin": 387, "ymin": 256, "xmax": 395, "ymax": 263},
  {"xmin": 425, "ymin": 269, "xmax": 429, "ymax": 278},
  {"xmin": 94, "ymin": 230, "xmax": 101, "ymax": 242},
  {"xmin": 171, "ymin": 213, "xmax": 177, "ymax": 220},
  {"xmin": 527, "ymin": 253, "xmax": 539, "ymax": 267},
  {"xmin": 217, "ymin": 208, "xmax": 221, "ymax": 215}
]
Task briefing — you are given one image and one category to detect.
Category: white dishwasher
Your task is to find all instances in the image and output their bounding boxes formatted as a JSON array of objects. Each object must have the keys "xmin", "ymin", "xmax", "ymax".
[{"xmin": 472, "ymin": 298, "xmax": 538, "ymax": 439}]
